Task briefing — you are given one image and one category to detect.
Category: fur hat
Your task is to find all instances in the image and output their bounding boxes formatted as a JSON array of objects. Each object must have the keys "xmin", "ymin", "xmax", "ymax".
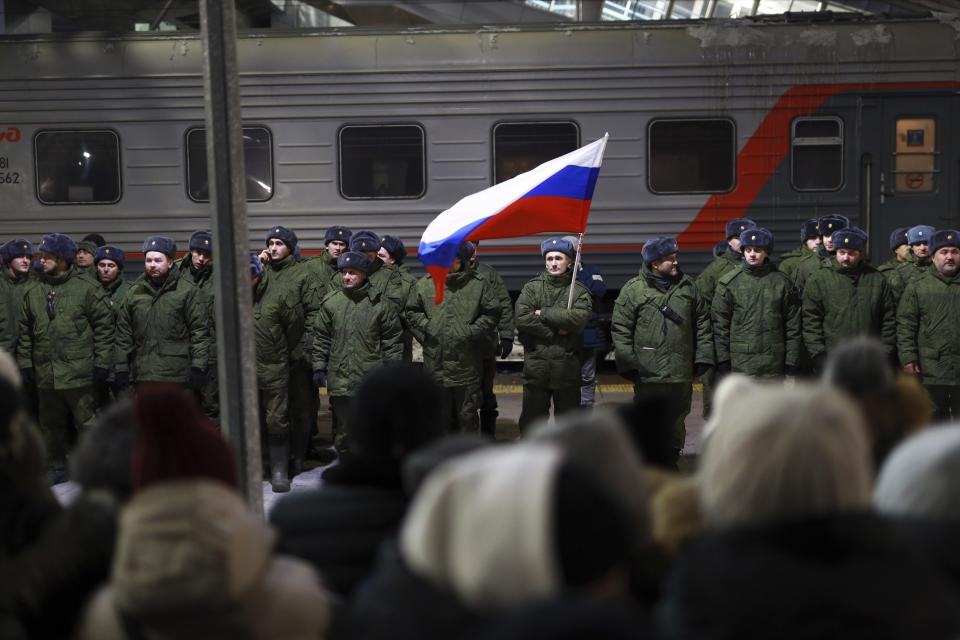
[
  {"xmin": 641, "ymin": 236, "xmax": 679, "ymax": 265},
  {"xmin": 930, "ymin": 229, "xmax": 960, "ymax": 255},
  {"xmin": 189, "ymin": 230, "xmax": 213, "ymax": 253},
  {"xmin": 380, "ymin": 235, "xmax": 407, "ymax": 264},
  {"xmin": 713, "ymin": 240, "xmax": 728, "ymax": 257},
  {"xmin": 0, "ymin": 239, "xmax": 33, "ymax": 263},
  {"xmin": 458, "ymin": 242, "xmax": 476, "ymax": 263},
  {"xmin": 540, "ymin": 237, "xmax": 576, "ymax": 259},
  {"xmin": 817, "ymin": 214, "xmax": 849, "ymax": 237},
  {"xmin": 739, "ymin": 227, "xmax": 774, "ymax": 252},
  {"xmin": 249, "ymin": 252, "xmax": 264, "ymax": 279},
  {"xmin": 265, "ymin": 225, "xmax": 298, "ymax": 249},
  {"xmin": 94, "ymin": 245, "xmax": 125, "ymax": 269},
  {"xmin": 142, "ymin": 236, "xmax": 177, "ymax": 259},
  {"xmin": 725, "ymin": 218, "xmax": 756, "ymax": 240},
  {"xmin": 889, "ymin": 227, "xmax": 910, "ymax": 251},
  {"xmin": 906, "ymin": 224, "xmax": 935, "ymax": 246},
  {"xmin": 38, "ymin": 233, "xmax": 78, "ymax": 263},
  {"xmin": 832, "ymin": 227, "xmax": 867, "ymax": 252},
  {"xmin": 82, "ymin": 233, "xmax": 105, "ymax": 248},
  {"xmin": 349, "ymin": 230, "xmax": 381, "ymax": 253},
  {"xmin": 324, "ymin": 225, "xmax": 352, "ymax": 245},
  {"xmin": 801, "ymin": 218, "xmax": 819, "ymax": 242},
  {"xmin": 76, "ymin": 240, "xmax": 97, "ymax": 257},
  {"xmin": 337, "ymin": 250, "xmax": 371, "ymax": 273}
]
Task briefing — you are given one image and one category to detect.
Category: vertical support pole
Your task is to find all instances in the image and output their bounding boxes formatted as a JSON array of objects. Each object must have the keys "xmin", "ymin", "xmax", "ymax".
[
  {"xmin": 567, "ymin": 232, "xmax": 584, "ymax": 309},
  {"xmin": 199, "ymin": 0, "xmax": 263, "ymax": 513}
]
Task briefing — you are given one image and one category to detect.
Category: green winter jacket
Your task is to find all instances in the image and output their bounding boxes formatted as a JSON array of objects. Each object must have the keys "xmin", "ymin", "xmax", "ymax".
[
  {"xmin": 877, "ymin": 258, "xmax": 907, "ymax": 301},
  {"xmin": 17, "ymin": 266, "xmax": 114, "ymax": 390},
  {"xmin": 253, "ymin": 270, "xmax": 304, "ymax": 390},
  {"xmin": 792, "ymin": 247, "xmax": 832, "ymax": 292},
  {"xmin": 515, "ymin": 270, "xmax": 592, "ymax": 390},
  {"xmin": 406, "ymin": 265, "xmax": 500, "ymax": 388},
  {"xmin": 0, "ymin": 269, "xmax": 35, "ymax": 355},
  {"xmin": 778, "ymin": 244, "xmax": 815, "ymax": 283},
  {"xmin": 299, "ymin": 251, "xmax": 338, "ymax": 295},
  {"xmin": 896, "ymin": 252, "xmax": 932, "ymax": 289},
  {"xmin": 712, "ymin": 261, "xmax": 801, "ymax": 377},
  {"xmin": 801, "ymin": 260, "xmax": 897, "ymax": 359},
  {"xmin": 896, "ymin": 268, "xmax": 960, "ymax": 386},
  {"xmin": 101, "ymin": 276, "xmax": 131, "ymax": 319},
  {"xmin": 612, "ymin": 265, "xmax": 713, "ymax": 384},
  {"xmin": 695, "ymin": 248, "xmax": 740, "ymax": 304},
  {"xmin": 267, "ymin": 254, "xmax": 323, "ymax": 362},
  {"xmin": 115, "ymin": 266, "xmax": 212, "ymax": 383},
  {"xmin": 474, "ymin": 260, "xmax": 515, "ymax": 358},
  {"xmin": 313, "ymin": 281, "xmax": 403, "ymax": 397}
]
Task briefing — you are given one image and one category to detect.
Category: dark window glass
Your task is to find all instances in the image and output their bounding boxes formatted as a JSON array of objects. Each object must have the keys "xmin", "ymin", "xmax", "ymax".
[
  {"xmin": 339, "ymin": 125, "xmax": 425, "ymax": 199},
  {"xmin": 35, "ymin": 130, "xmax": 121, "ymax": 204},
  {"xmin": 648, "ymin": 120, "xmax": 735, "ymax": 193},
  {"xmin": 187, "ymin": 126, "xmax": 273, "ymax": 202},
  {"xmin": 791, "ymin": 117, "xmax": 843, "ymax": 191},
  {"xmin": 493, "ymin": 121, "xmax": 580, "ymax": 183}
]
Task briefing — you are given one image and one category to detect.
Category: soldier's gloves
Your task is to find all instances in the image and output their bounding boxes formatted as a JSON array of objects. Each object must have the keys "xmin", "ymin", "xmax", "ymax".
[
  {"xmin": 189, "ymin": 367, "xmax": 206, "ymax": 390},
  {"xmin": 694, "ymin": 363, "xmax": 710, "ymax": 378},
  {"xmin": 93, "ymin": 367, "xmax": 110, "ymax": 386},
  {"xmin": 313, "ymin": 370, "xmax": 327, "ymax": 389},
  {"xmin": 620, "ymin": 370, "xmax": 639, "ymax": 383},
  {"xmin": 499, "ymin": 338, "xmax": 514, "ymax": 359},
  {"xmin": 716, "ymin": 361, "xmax": 732, "ymax": 376},
  {"xmin": 113, "ymin": 371, "xmax": 130, "ymax": 393},
  {"xmin": 20, "ymin": 367, "xmax": 35, "ymax": 385}
]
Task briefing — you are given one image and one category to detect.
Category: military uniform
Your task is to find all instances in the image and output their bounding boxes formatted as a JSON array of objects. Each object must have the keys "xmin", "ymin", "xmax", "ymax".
[
  {"xmin": 877, "ymin": 258, "xmax": 908, "ymax": 301},
  {"xmin": 896, "ymin": 251, "xmax": 932, "ymax": 289},
  {"xmin": 406, "ymin": 262, "xmax": 500, "ymax": 433},
  {"xmin": 178, "ymin": 253, "xmax": 218, "ymax": 419},
  {"xmin": 473, "ymin": 258, "xmax": 514, "ymax": 437},
  {"xmin": 778, "ymin": 244, "xmax": 815, "ymax": 283},
  {"xmin": 0, "ymin": 262, "xmax": 35, "ymax": 354},
  {"xmin": 695, "ymin": 246, "xmax": 742, "ymax": 417}
]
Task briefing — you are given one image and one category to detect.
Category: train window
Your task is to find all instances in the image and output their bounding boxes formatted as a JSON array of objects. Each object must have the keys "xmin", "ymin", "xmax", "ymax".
[
  {"xmin": 35, "ymin": 130, "xmax": 121, "ymax": 205},
  {"xmin": 648, "ymin": 119, "xmax": 735, "ymax": 193},
  {"xmin": 493, "ymin": 122, "xmax": 580, "ymax": 183},
  {"xmin": 791, "ymin": 117, "xmax": 843, "ymax": 191},
  {"xmin": 339, "ymin": 125, "xmax": 425, "ymax": 199},
  {"xmin": 186, "ymin": 127, "xmax": 273, "ymax": 202},
  {"xmin": 894, "ymin": 118, "xmax": 936, "ymax": 193}
]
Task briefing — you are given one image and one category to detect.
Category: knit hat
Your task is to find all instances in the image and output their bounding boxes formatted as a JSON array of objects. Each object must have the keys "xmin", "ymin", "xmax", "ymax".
[
  {"xmin": 142, "ymin": 236, "xmax": 177, "ymax": 259},
  {"xmin": 189, "ymin": 230, "xmax": 213, "ymax": 254},
  {"xmin": 94, "ymin": 245, "xmax": 125, "ymax": 269},
  {"xmin": 0, "ymin": 239, "xmax": 33, "ymax": 263},
  {"xmin": 889, "ymin": 227, "xmax": 910, "ymax": 251},
  {"xmin": 380, "ymin": 235, "xmax": 407, "ymax": 264},
  {"xmin": 907, "ymin": 224, "xmax": 935, "ymax": 245},
  {"xmin": 76, "ymin": 240, "xmax": 97, "ymax": 257},
  {"xmin": 458, "ymin": 242, "xmax": 476, "ymax": 263},
  {"xmin": 82, "ymin": 233, "xmax": 106, "ymax": 248},
  {"xmin": 739, "ymin": 227, "xmax": 774, "ymax": 252},
  {"xmin": 130, "ymin": 383, "xmax": 237, "ymax": 492},
  {"xmin": 725, "ymin": 218, "xmax": 756, "ymax": 240},
  {"xmin": 641, "ymin": 236, "xmax": 679, "ymax": 265},
  {"xmin": 349, "ymin": 230, "xmax": 381, "ymax": 253},
  {"xmin": 324, "ymin": 225, "xmax": 352, "ymax": 245},
  {"xmin": 832, "ymin": 227, "xmax": 867, "ymax": 252},
  {"xmin": 265, "ymin": 225, "xmax": 297, "ymax": 250},
  {"xmin": 929, "ymin": 229, "xmax": 960, "ymax": 255},
  {"xmin": 249, "ymin": 251, "xmax": 264, "ymax": 279},
  {"xmin": 337, "ymin": 251, "xmax": 372, "ymax": 273},
  {"xmin": 540, "ymin": 237, "xmax": 576, "ymax": 259},
  {"xmin": 38, "ymin": 233, "xmax": 78, "ymax": 263},
  {"xmin": 817, "ymin": 214, "xmax": 849, "ymax": 237},
  {"xmin": 801, "ymin": 218, "xmax": 820, "ymax": 242}
]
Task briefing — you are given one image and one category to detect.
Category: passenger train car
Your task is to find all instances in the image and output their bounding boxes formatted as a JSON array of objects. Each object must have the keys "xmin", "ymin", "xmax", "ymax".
[{"xmin": 0, "ymin": 15, "xmax": 958, "ymax": 289}]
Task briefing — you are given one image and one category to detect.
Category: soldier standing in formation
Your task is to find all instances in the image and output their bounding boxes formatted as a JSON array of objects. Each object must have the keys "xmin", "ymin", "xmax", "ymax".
[
  {"xmin": 778, "ymin": 218, "xmax": 820, "ymax": 283},
  {"xmin": 515, "ymin": 237, "xmax": 591, "ymax": 431},
  {"xmin": 898, "ymin": 224, "xmax": 935, "ymax": 287},
  {"xmin": 563, "ymin": 235, "xmax": 607, "ymax": 408},
  {"xmin": 793, "ymin": 214, "xmax": 849, "ymax": 291},
  {"xmin": 877, "ymin": 227, "xmax": 910, "ymax": 300},
  {"xmin": 17, "ymin": 233, "xmax": 113, "ymax": 483},
  {"xmin": 613, "ymin": 236, "xmax": 712, "ymax": 464},
  {"xmin": 179, "ymin": 230, "xmax": 218, "ymax": 419},
  {"xmin": 897, "ymin": 229, "xmax": 960, "ymax": 420},
  {"xmin": 0, "ymin": 239, "xmax": 35, "ymax": 354},
  {"xmin": 379, "ymin": 235, "xmax": 419, "ymax": 362},
  {"xmin": 94, "ymin": 245, "xmax": 129, "ymax": 311}
]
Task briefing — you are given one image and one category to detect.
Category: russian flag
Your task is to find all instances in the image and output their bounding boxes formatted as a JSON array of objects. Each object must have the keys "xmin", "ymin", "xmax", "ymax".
[{"xmin": 419, "ymin": 133, "xmax": 609, "ymax": 302}]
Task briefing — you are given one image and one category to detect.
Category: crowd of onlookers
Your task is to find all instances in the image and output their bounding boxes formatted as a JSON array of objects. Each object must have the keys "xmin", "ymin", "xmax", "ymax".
[{"xmin": 1, "ymin": 335, "xmax": 959, "ymax": 639}]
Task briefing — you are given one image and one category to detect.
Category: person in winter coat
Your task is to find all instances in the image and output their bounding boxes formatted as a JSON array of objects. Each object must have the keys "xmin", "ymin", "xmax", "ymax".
[
  {"xmin": 792, "ymin": 213, "xmax": 849, "ymax": 292},
  {"xmin": 179, "ymin": 230, "xmax": 218, "ymax": 419},
  {"xmin": 897, "ymin": 229, "xmax": 960, "ymax": 420},
  {"xmin": 898, "ymin": 224, "xmax": 936, "ymax": 287},
  {"xmin": 74, "ymin": 384, "xmax": 332, "ymax": 640},
  {"xmin": 878, "ymin": 226, "xmax": 911, "ymax": 300},
  {"xmin": 379, "ymin": 234, "xmax": 419, "ymax": 362},
  {"xmin": 313, "ymin": 250, "xmax": 403, "ymax": 452},
  {"xmin": 560, "ymin": 235, "xmax": 607, "ymax": 408},
  {"xmin": 777, "ymin": 218, "xmax": 820, "ymax": 282},
  {"xmin": 251, "ymin": 253, "xmax": 304, "ymax": 492},
  {"xmin": 613, "ymin": 236, "xmax": 712, "ymax": 462},
  {"xmin": 712, "ymin": 228, "xmax": 801, "ymax": 379},
  {"xmin": 802, "ymin": 227, "xmax": 897, "ymax": 370},
  {"xmin": 302, "ymin": 224, "xmax": 352, "ymax": 293},
  {"xmin": 114, "ymin": 236, "xmax": 211, "ymax": 392},
  {"xmin": 515, "ymin": 237, "xmax": 592, "ymax": 431},
  {"xmin": 94, "ymin": 245, "xmax": 130, "ymax": 313},
  {"xmin": 0, "ymin": 239, "xmax": 35, "ymax": 356},
  {"xmin": 17, "ymin": 233, "xmax": 114, "ymax": 482},
  {"xmin": 406, "ymin": 243, "xmax": 501, "ymax": 433}
]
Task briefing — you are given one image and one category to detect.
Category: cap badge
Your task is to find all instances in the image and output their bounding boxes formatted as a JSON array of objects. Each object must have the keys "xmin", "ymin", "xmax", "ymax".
[
  {"xmin": 751, "ymin": 235, "xmax": 756, "ymax": 241},
  {"xmin": 949, "ymin": 235, "xmax": 954, "ymax": 241},
  {"xmin": 152, "ymin": 241, "xmax": 156, "ymax": 246},
  {"xmin": 844, "ymin": 237, "xmax": 849, "ymax": 244},
  {"xmin": 919, "ymin": 231, "xmax": 924, "ymax": 236}
]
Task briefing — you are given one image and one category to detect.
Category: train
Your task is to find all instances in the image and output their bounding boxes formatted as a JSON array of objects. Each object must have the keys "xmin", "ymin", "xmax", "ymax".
[{"xmin": 0, "ymin": 13, "xmax": 958, "ymax": 290}]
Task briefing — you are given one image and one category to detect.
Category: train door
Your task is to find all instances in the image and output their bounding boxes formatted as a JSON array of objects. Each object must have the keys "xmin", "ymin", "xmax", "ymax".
[{"xmin": 870, "ymin": 96, "xmax": 959, "ymax": 256}]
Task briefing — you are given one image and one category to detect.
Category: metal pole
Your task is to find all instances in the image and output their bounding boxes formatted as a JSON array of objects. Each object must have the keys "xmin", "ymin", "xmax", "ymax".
[
  {"xmin": 567, "ymin": 232, "xmax": 584, "ymax": 309},
  {"xmin": 199, "ymin": 0, "xmax": 263, "ymax": 514}
]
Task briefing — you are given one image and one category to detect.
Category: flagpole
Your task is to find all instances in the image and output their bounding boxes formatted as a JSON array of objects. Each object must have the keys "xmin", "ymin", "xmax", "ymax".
[{"xmin": 567, "ymin": 232, "xmax": 584, "ymax": 309}]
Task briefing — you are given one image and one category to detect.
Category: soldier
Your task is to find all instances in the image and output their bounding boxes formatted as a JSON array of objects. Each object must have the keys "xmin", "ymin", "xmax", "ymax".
[
  {"xmin": 17, "ymin": 233, "xmax": 113, "ymax": 483},
  {"xmin": 561, "ymin": 235, "xmax": 607, "ymax": 408},
  {"xmin": 793, "ymin": 213, "xmax": 849, "ymax": 292},
  {"xmin": 897, "ymin": 229, "xmax": 960, "ymax": 420},
  {"xmin": 406, "ymin": 242, "xmax": 500, "ymax": 434},
  {"xmin": 612, "ymin": 236, "xmax": 712, "ymax": 465},
  {"xmin": 379, "ymin": 235, "xmax": 420, "ymax": 362},
  {"xmin": 179, "ymin": 230, "xmax": 218, "ymax": 419},
  {"xmin": 802, "ymin": 227, "xmax": 896, "ymax": 372},
  {"xmin": 469, "ymin": 241, "xmax": 515, "ymax": 437},
  {"xmin": 94, "ymin": 245, "xmax": 130, "ymax": 311},
  {"xmin": 114, "ymin": 236, "xmax": 211, "ymax": 392},
  {"xmin": 305, "ymin": 225, "xmax": 352, "ymax": 292},
  {"xmin": 251, "ymin": 252, "xmax": 304, "ymax": 493},
  {"xmin": 515, "ymin": 237, "xmax": 592, "ymax": 431},
  {"xmin": 348, "ymin": 230, "xmax": 407, "ymax": 304},
  {"xmin": 74, "ymin": 239, "xmax": 97, "ymax": 271},
  {"xmin": 897, "ymin": 224, "xmax": 936, "ymax": 287},
  {"xmin": 313, "ymin": 251, "xmax": 403, "ymax": 452},
  {"xmin": 877, "ymin": 227, "xmax": 910, "ymax": 300},
  {"xmin": 0, "ymin": 238, "xmax": 35, "ymax": 354},
  {"xmin": 713, "ymin": 228, "xmax": 801, "ymax": 379},
  {"xmin": 777, "ymin": 218, "xmax": 820, "ymax": 282}
]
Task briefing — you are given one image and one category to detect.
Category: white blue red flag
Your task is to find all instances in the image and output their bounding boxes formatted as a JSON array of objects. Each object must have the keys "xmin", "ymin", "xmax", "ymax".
[{"xmin": 419, "ymin": 133, "xmax": 609, "ymax": 302}]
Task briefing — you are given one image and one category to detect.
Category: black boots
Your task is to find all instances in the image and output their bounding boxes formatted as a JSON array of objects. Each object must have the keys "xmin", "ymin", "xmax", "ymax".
[{"xmin": 269, "ymin": 444, "xmax": 291, "ymax": 493}]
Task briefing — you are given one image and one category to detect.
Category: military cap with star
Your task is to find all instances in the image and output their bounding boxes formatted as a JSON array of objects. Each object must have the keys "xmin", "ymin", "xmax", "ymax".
[
  {"xmin": 739, "ymin": 227, "xmax": 774, "ymax": 252},
  {"xmin": 337, "ymin": 250, "xmax": 372, "ymax": 273},
  {"xmin": 930, "ymin": 229, "xmax": 960, "ymax": 254},
  {"xmin": 0, "ymin": 239, "xmax": 34, "ymax": 263},
  {"xmin": 189, "ymin": 230, "xmax": 213, "ymax": 253},
  {"xmin": 265, "ymin": 225, "xmax": 298, "ymax": 249},
  {"xmin": 94, "ymin": 245, "xmax": 126, "ymax": 269},
  {"xmin": 142, "ymin": 236, "xmax": 177, "ymax": 259},
  {"xmin": 832, "ymin": 227, "xmax": 867, "ymax": 252},
  {"xmin": 817, "ymin": 214, "xmax": 849, "ymax": 237},
  {"xmin": 324, "ymin": 226, "xmax": 353, "ymax": 245},
  {"xmin": 725, "ymin": 218, "xmax": 757, "ymax": 240},
  {"xmin": 907, "ymin": 225, "xmax": 936, "ymax": 246},
  {"xmin": 540, "ymin": 236, "xmax": 576, "ymax": 259}
]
